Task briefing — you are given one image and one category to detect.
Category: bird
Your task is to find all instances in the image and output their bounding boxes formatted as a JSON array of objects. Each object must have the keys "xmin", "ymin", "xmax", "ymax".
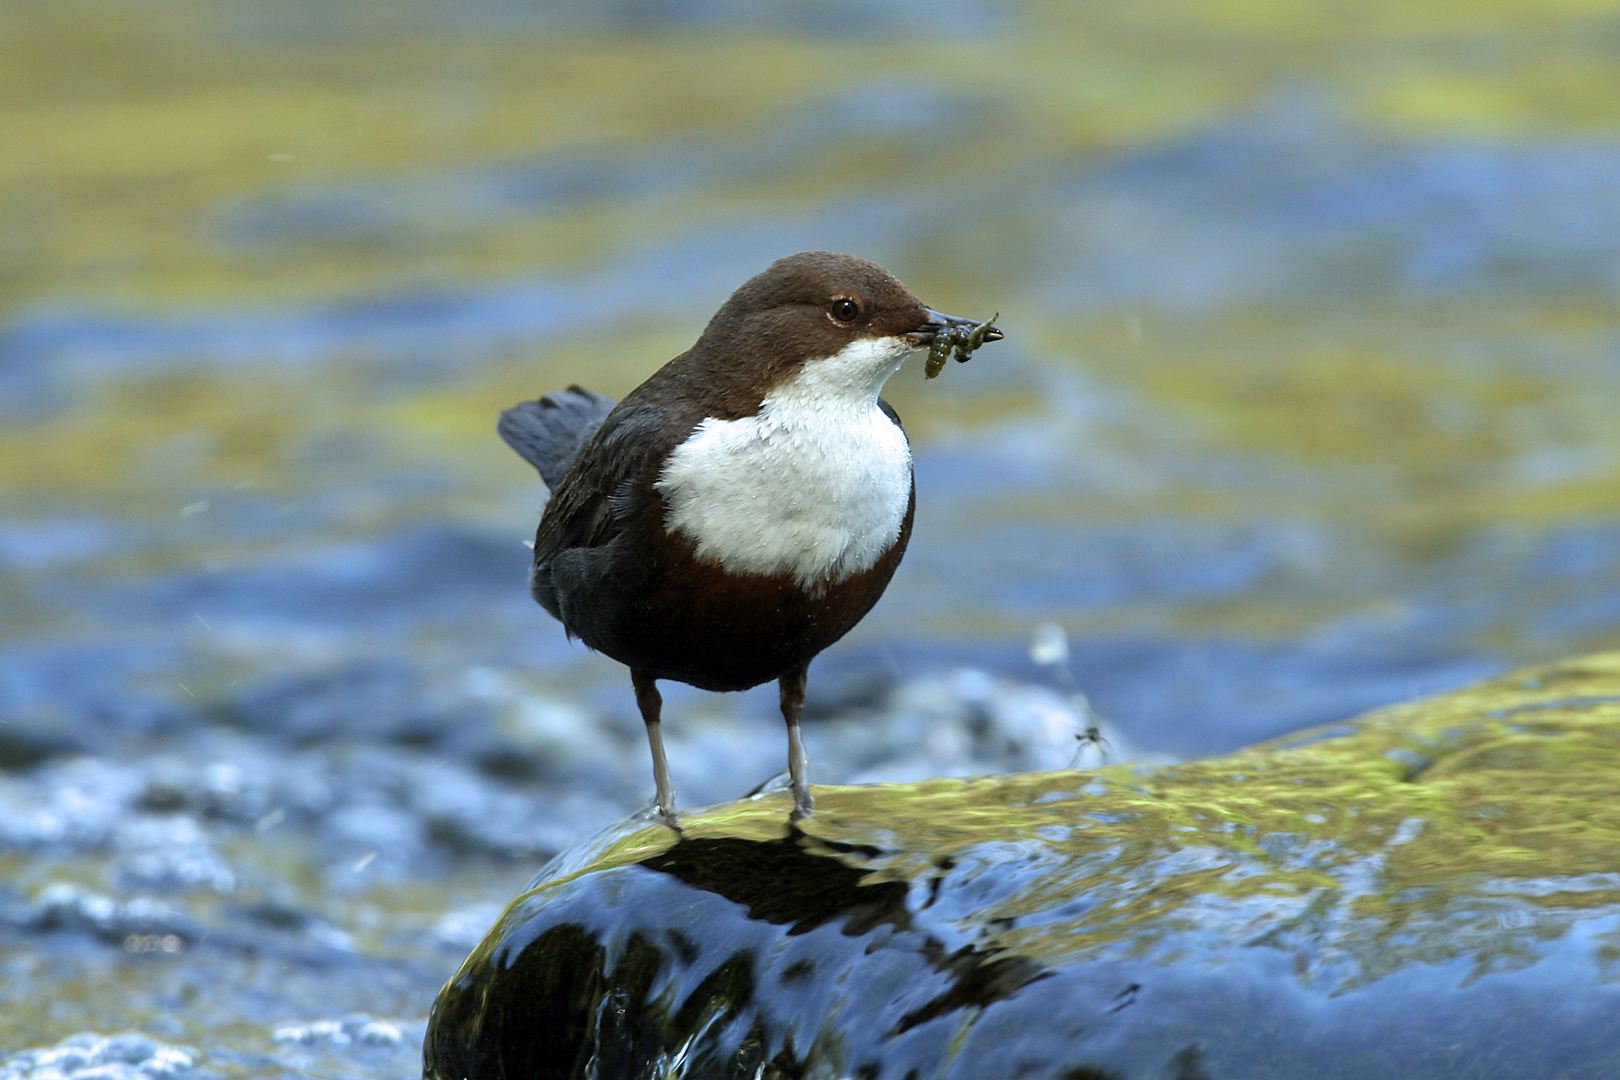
[{"xmin": 498, "ymin": 251, "xmax": 1001, "ymax": 821}]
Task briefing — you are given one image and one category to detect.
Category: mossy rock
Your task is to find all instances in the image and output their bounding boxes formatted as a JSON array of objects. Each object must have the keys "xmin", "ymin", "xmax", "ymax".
[{"xmin": 425, "ymin": 654, "xmax": 1620, "ymax": 1079}]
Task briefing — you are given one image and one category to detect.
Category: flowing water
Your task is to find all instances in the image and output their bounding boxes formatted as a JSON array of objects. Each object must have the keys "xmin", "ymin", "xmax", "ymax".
[{"xmin": 4, "ymin": 0, "xmax": 1620, "ymax": 1072}]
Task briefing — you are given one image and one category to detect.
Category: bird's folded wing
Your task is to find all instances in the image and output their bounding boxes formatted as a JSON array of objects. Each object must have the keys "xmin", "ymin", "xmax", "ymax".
[{"xmin": 531, "ymin": 401, "xmax": 692, "ymax": 563}]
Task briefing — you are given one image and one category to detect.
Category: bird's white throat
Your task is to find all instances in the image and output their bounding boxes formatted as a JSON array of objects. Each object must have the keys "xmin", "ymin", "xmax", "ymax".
[{"xmin": 655, "ymin": 335, "xmax": 914, "ymax": 588}]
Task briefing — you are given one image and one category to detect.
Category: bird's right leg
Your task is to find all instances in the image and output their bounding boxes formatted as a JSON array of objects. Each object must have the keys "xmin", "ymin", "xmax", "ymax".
[
  {"xmin": 632, "ymin": 669, "xmax": 677, "ymax": 821},
  {"xmin": 779, "ymin": 663, "xmax": 814, "ymax": 819}
]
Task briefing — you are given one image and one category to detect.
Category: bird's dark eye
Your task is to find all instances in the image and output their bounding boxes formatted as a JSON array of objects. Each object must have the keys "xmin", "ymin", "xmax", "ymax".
[{"xmin": 830, "ymin": 299, "xmax": 859, "ymax": 323}]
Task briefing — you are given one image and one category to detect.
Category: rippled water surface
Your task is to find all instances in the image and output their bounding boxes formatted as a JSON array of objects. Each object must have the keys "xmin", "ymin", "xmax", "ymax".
[{"xmin": 5, "ymin": 0, "xmax": 1620, "ymax": 1071}]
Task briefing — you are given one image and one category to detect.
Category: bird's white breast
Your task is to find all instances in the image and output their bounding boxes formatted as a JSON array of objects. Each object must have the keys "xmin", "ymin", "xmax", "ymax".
[{"xmin": 655, "ymin": 336, "xmax": 914, "ymax": 589}]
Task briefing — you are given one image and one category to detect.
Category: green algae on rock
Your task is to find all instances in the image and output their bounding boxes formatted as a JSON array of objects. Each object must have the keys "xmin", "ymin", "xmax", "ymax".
[{"xmin": 425, "ymin": 653, "xmax": 1620, "ymax": 1080}]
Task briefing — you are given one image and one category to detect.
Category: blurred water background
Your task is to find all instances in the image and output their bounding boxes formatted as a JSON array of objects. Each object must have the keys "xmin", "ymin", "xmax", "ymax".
[{"xmin": 6, "ymin": 0, "xmax": 1620, "ymax": 1072}]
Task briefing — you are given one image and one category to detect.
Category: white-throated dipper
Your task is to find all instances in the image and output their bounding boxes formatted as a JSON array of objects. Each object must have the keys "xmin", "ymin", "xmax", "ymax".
[{"xmin": 499, "ymin": 251, "xmax": 1002, "ymax": 820}]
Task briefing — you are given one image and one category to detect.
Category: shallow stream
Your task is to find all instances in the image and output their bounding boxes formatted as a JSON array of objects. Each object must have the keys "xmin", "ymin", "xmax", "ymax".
[{"xmin": 5, "ymin": 1, "xmax": 1620, "ymax": 1073}]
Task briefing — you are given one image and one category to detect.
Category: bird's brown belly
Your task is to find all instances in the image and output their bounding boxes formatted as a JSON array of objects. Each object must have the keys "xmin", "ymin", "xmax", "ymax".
[{"xmin": 580, "ymin": 531, "xmax": 907, "ymax": 692}]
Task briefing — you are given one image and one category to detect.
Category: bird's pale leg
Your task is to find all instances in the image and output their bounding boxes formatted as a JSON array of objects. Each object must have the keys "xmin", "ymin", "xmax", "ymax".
[
  {"xmin": 779, "ymin": 664, "xmax": 814, "ymax": 818},
  {"xmin": 632, "ymin": 669, "xmax": 677, "ymax": 821}
]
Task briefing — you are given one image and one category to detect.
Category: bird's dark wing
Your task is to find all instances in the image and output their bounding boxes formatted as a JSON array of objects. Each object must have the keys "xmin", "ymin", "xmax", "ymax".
[
  {"xmin": 877, "ymin": 397, "xmax": 907, "ymax": 434},
  {"xmin": 531, "ymin": 397, "xmax": 696, "ymax": 565}
]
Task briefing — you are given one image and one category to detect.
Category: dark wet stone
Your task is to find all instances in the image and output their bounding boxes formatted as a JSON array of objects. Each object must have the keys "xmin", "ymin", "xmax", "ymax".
[{"xmin": 427, "ymin": 654, "xmax": 1620, "ymax": 1079}]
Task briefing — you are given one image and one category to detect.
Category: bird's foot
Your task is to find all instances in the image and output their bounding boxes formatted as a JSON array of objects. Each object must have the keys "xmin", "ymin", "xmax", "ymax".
[
  {"xmin": 631, "ymin": 794, "xmax": 682, "ymax": 833},
  {"xmin": 745, "ymin": 771, "xmax": 814, "ymax": 821}
]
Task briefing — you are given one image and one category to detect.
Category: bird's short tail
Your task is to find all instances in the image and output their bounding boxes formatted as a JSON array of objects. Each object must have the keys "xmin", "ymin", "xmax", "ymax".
[{"xmin": 498, "ymin": 386, "xmax": 617, "ymax": 491}]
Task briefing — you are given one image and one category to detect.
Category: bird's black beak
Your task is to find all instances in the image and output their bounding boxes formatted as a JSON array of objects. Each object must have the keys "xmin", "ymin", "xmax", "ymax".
[{"xmin": 904, "ymin": 308, "xmax": 1005, "ymax": 348}]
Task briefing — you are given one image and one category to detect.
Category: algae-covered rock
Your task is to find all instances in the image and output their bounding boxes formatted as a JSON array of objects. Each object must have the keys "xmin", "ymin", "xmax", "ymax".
[{"xmin": 424, "ymin": 655, "xmax": 1620, "ymax": 1079}]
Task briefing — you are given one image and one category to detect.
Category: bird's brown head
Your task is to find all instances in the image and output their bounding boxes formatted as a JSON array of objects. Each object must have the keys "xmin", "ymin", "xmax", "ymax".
[
  {"xmin": 681, "ymin": 251, "xmax": 1002, "ymax": 412},
  {"xmin": 698, "ymin": 251, "xmax": 933, "ymax": 367}
]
